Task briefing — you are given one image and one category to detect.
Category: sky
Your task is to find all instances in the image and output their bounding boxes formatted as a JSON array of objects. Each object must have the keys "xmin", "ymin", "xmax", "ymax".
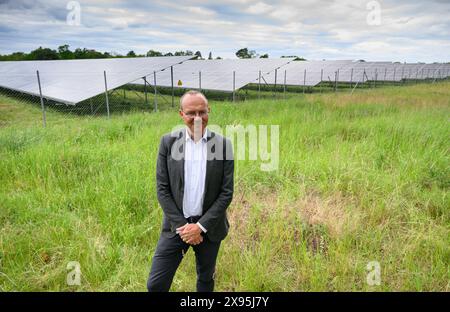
[{"xmin": 0, "ymin": 0, "xmax": 449, "ymax": 62}]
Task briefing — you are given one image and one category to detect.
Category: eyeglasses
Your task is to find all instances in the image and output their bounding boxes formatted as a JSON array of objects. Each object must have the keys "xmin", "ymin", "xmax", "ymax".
[{"xmin": 181, "ymin": 110, "xmax": 208, "ymax": 118}]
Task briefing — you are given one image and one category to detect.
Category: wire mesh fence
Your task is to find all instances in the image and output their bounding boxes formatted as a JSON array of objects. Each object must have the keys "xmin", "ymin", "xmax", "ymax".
[{"xmin": 0, "ymin": 66, "xmax": 449, "ymax": 128}]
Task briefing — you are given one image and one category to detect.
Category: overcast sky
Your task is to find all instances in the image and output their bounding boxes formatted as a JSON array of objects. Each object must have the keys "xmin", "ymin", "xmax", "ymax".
[{"xmin": 0, "ymin": 0, "xmax": 449, "ymax": 62}]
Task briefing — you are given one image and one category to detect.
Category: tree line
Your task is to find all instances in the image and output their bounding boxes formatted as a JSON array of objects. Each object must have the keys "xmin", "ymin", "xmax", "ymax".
[{"xmin": 0, "ymin": 45, "xmax": 305, "ymax": 61}]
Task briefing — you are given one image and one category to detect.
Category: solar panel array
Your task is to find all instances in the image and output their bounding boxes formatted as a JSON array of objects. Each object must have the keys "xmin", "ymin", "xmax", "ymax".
[
  {"xmin": 0, "ymin": 58, "xmax": 448, "ymax": 104},
  {"xmin": 337, "ymin": 62, "xmax": 450, "ymax": 83},
  {"xmin": 131, "ymin": 58, "xmax": 295, "ymax": 92},
  {"xmin": 264, "ymin": 61, "xmax": 450, "ymax": 86},
  {"xmin": 0, "ymin": 56, "xmax": 193, "ymax": 105}
]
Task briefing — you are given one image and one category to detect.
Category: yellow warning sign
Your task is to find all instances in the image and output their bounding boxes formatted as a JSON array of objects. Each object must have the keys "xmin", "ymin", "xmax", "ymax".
[{"xmin": 177, "ymin": 80, "xmax": 183, "ymax": 86}]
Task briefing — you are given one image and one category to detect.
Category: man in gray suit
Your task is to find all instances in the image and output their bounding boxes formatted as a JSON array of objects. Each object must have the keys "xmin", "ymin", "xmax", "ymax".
[{"xmin": 147, "ymin": 90, "xmax": 234, "ymax": 292}]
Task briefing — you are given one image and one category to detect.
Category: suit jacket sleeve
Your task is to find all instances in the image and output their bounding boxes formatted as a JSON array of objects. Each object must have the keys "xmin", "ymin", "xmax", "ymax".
[
  {"xmin": 199, "ymin": 138, "xmax": 234, "ymax": 231},
  {"xmin": 156, "ymin": 136, "xmax": 187, "ymax": 229}
]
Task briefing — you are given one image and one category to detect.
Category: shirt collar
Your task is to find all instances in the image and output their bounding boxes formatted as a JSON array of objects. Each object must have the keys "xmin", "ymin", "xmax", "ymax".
[{"xmin": 185, "ymin": 127, "xmax": 208, "ymax": 143}]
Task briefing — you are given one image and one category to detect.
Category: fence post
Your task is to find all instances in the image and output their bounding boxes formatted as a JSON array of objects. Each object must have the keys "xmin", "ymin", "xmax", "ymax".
[
  {"xmin": 143, "ymin": 76, "xmax": 148, "ymax": 108},
  {"xmin": 103, "ymin": 70, "xmax": 110, "ymax": 118},
  {"xmin": 334, "ymin": 70, "xmax": 338, "ymax": 92},
  {"xmin": 274, "ymin": 68, "xmax": 277, "ymax": 98},
  {"xmin": 283, "ymin": 69, "xmax": 287, "ymax": 99},
  {"xmin": 258, "ymin": 70, "xmax": 261, "ymax": 100},
  {"xmin": 337, "ymin": 69, "xmax": 339, "ymax": 91},
  {"xmin": 153, "ymin": 71, "xmax": 158, "ymax": 111},
  {"xmin": 320, "ymin": 68, "xmax": 323, "ymax": 93},
  {"xmin": 363, "ymin": 68, "xmax": 367, "ymax": 88},
  {"xmin": 232, "ymin": 71, "xmax": 235, "ymax": 102},
  {"xmin": 170, "ymin": 66, "xmax": 174, "ymax": 108},
  {"xmin": 199, "ymin": 71, "xmax": 202, "ymax": 92},
  {"xmin": 36, "ymin": 70, "xmax": 46, "ymax": 127},
  {"xmin": 303, "ymin": 69, "xmax": 306, "ymax": 94},
  {"xmin": 350, "ymin": 68, "xmax": 353, "ymax": 89}
]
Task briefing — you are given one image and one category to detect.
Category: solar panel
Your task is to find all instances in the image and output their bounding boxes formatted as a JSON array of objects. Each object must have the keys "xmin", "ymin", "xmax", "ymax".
[
  {"xmin": 0, "ymin": 56, "xmax": 193, "ymax": 105},
  {"xmin": 420, "ymin": 63, "xmax": 450, "ymax": 79},
  {"xmin": 261, "ymin": 60, "xmax": 354, "ymax": 86},
  {"xmin": 131, "ymin": 58, "xmax": 295, "ymax": 92},
  {"xmin": 269, "ymin": 61, "xmax": 450, "ymax": 85}
]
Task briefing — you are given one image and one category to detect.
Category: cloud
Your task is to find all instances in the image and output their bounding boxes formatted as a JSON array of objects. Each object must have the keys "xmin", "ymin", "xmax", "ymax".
[
  {"xmin": 247, "ymin": 2, "xmax": 273, "ymax": 14},
  {"xmin": 0, "ymin": 0, "xmax": 448, "ymax": 62}
]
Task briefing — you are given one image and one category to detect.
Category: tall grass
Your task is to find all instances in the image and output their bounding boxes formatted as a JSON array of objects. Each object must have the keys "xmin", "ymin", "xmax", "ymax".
[{"xmin": 0, "ymin": 82, "xmax": 449, "ymax": 291}]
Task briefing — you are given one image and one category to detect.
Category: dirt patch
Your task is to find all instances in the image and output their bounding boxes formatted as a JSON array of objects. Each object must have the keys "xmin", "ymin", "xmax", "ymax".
[
  {"xmin": 294, "ymin": 192, "xmax": 349, "ymax": 237},
  {"xmin": 227, "ymin": 190, "xmax": 278, "ymax": 249},
  {"xmin": 227, "ymin": 189, "xmax": 356, "ymax": 255}
]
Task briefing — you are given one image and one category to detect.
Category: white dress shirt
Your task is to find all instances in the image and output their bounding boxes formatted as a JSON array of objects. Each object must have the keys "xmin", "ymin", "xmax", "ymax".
[{"xmin": 182, "ymin": 128, "xmax": 208, "ymax": 233}]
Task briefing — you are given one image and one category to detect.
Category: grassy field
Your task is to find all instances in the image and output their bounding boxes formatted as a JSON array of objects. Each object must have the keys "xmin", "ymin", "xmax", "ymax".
[{"xmin": 0, "ymin": 82, "xmax": 449, "ymax": 291}]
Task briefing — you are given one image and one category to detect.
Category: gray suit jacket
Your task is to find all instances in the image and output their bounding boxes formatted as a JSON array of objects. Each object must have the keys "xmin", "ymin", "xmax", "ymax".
[{"xmin": 156, "ymin": 128, "xmax": 234, "ymax": 242}]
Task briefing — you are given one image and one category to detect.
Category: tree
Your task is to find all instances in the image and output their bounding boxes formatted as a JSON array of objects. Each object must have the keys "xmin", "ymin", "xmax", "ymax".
[
  {"xmin": 58, "ymin": 44, "xmax": 74, "ymax": 59},
  {"xmin": 194, "ymin": 51, "xmax": 202, "ymax": 59},
  {"xmin": 127, "ymin": 50, "xmax": 136, "ymax": 57},
  {"xmin": 260, "ymin": 53, "xmax": 269, "ymax": 58},
  {"xmin": 146, "ymin": 50, "xmax": 162, "ymax": 57},
  {"xmin": 73, "ymin": 48, "xmax": 107, "ymax": 59},
  {"xmin": 235, "ymin": 48, "xmax": 256, "ymax": 59},
  {"xmin": 281, "ymin": 55, "xmax": 306, "ymax": 61},
  {"xmin": 215, "ymin": 56, "xmax": 222, "ymax": 60},
  {"xmin": 208, "ymin": 52, "xmax": 212, "ymax": 60},
  {"xmin": 0, "ymin": 52, "xmax": 26, "ymax": 61},
  {"xmin": 174, "ymin": 50, "xmax": 194, "ymax": 56},
  {"xmin": 27, "ymin": 47, "xmax": 59, "ymax": 60}
]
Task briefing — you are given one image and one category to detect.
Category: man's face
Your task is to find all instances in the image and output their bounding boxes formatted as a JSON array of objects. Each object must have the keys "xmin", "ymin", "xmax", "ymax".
[{"xmin": 179, "ymin": 94, "xmax": 210, "ymax": 140}]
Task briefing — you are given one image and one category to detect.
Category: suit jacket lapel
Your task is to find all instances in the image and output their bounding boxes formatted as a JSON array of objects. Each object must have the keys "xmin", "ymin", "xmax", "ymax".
[
  {"xmin": 204, "ymin": 130, "xmax": 214, "ymax": 199},
  {"xmin": 176, "ymin": 129, "xmax": 185, "ymax": 189}
]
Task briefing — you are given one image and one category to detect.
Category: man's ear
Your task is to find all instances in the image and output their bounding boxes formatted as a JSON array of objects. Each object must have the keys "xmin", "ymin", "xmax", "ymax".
[{"xmin": 179, "ymin": 110, "xmax": 183, "ymax": 117}]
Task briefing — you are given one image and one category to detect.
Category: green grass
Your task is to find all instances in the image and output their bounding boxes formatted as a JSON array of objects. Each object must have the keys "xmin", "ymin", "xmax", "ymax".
[{"xmin": 0, "ymin": 82, "xmax": 449, "ymax": 291}]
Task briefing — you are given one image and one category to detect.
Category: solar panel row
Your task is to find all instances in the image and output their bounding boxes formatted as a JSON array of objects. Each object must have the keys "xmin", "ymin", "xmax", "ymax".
[
  {"xmin": 131, "ymin": 58, "xmax": 295, "ymax": 92},
  {"xmin": 0, "ymin": 56, "xmax": 193, "ymax": 105},
  {"xmin": 0, "ymin": 58, "xmax": 448, "ymax": 105},
  {"xmin": 264, "ymin": 61, "xmax": 450, "ymax": 86}
]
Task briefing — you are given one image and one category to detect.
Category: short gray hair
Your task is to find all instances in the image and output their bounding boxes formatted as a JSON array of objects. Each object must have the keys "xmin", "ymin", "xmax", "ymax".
[{"xmin": 179, "ymin": 90, "xmax": 208, "ymax": 110}]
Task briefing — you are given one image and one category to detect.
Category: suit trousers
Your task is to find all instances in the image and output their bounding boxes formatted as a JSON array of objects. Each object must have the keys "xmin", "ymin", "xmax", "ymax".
[{"xmin": 147, "ymin": 232, "xmax": 221, "ymax": 292}]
